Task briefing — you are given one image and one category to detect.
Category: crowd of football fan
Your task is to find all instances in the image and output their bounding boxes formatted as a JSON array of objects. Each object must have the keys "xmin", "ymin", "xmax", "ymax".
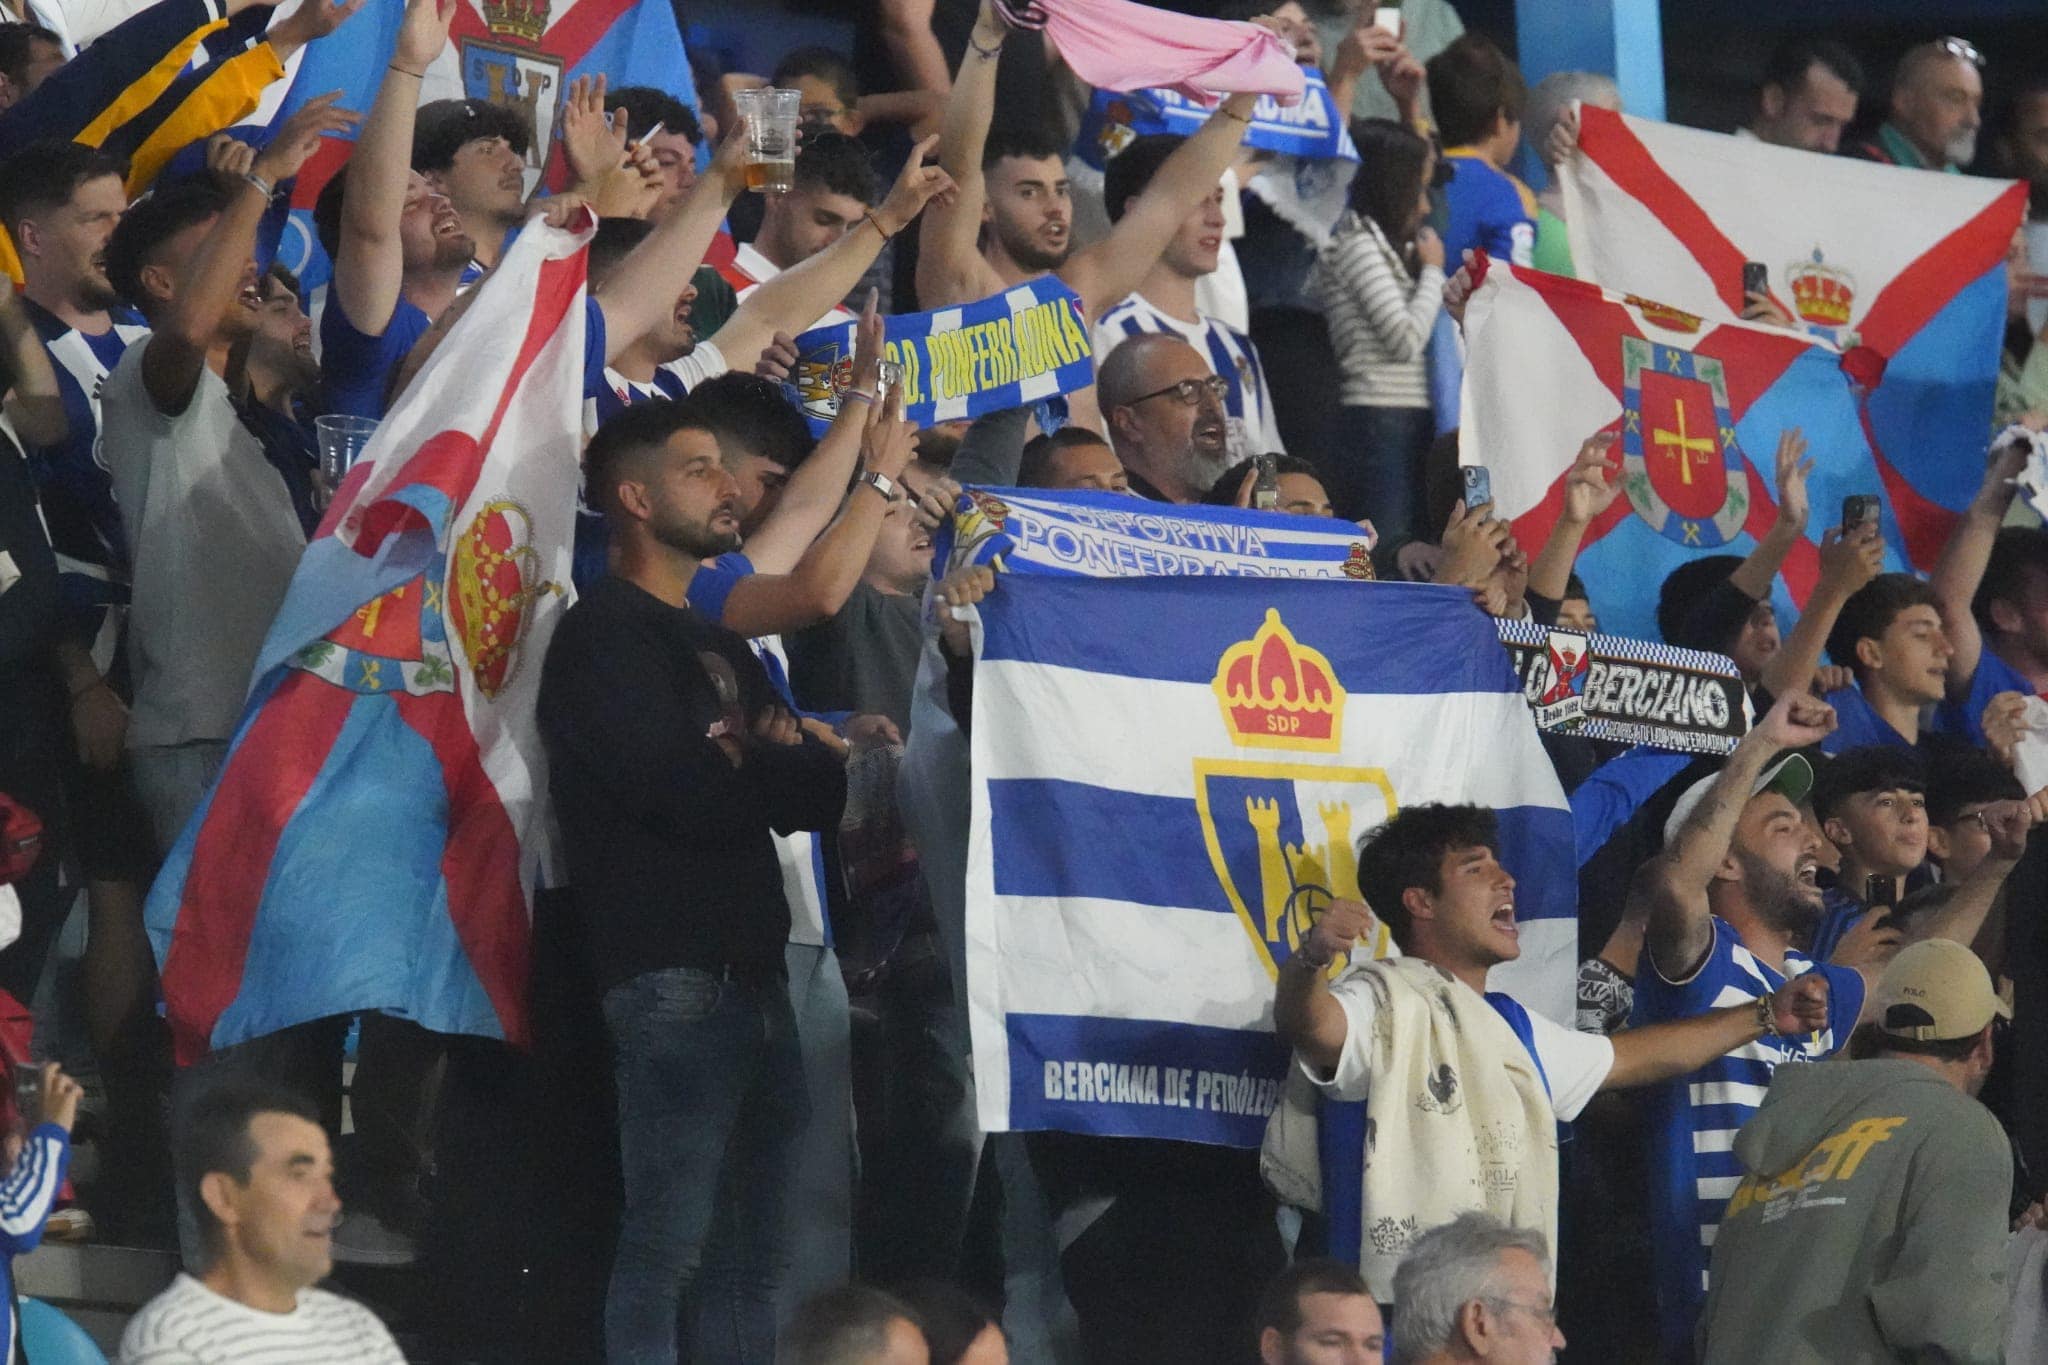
[{"xmin": 2, "ymin": 0, "xmax": 2048, "ymax": 1359}]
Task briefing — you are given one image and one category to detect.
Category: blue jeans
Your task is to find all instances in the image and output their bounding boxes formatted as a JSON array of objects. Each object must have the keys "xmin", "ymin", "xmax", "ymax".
[
  {"xmin": 1326, "ymin": 404, "xmax": 1438, "ymax": 542},
  {"xmin": 603, "ymin": 968, "xmax": 807, "ymax": 1365}
]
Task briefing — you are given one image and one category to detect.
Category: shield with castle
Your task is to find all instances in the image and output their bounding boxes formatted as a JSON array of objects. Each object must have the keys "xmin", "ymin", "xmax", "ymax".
[
  {"xmin": 1194, "ymin": 608, "xmax": 1397, "ymax": 975},
  {"xmin": 460, "ymin": 0, "xmax": 566, "ymax": 181}
]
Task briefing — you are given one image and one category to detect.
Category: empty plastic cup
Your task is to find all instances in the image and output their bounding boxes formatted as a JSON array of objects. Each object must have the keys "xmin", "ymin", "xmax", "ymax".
[{"xmin": 315, "ymin": 414, "xmax": 379, "ymax": 484}]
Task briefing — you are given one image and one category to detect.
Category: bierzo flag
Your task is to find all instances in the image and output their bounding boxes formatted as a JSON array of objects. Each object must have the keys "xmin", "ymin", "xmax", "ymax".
[
  {"xmin": 144, "ymin": 211, "xmax": 592, "ymax": 1063},
  {"xmin": 1461, "ymin": 261, "xmax": 1926, "ymax": 642},
  {"xmin": 953, "ymin": 509, "xmax": 1576, "ymax": 1147},
  {"xmin": 254, "ymin": 0, "xmax": 697, "ymax": 288},
  {"xmin": 1559, "ymin": 106, "xmax": 2024, "ymax": 581}
]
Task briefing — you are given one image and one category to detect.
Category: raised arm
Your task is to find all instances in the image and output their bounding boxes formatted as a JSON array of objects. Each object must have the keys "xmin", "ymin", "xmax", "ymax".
[
  {"xmin": 593, "ymin": 126, "xmax": 747, "ymax": 363},
  {"xmin": 706, "ymin": 140, "xmax": 954, "ymax": 372},
  {"xmin": 737, "ymin": 292, "xmax": 883, "ymax": 575},
  {"xmin": 714, "ymin": 386, "xmax": 918, "ymax": 638},
  {"xmin": 1642, "ymin": 692, "xmax": 1837, "ymax": 980},
  {"xmin": 1930, "ymin": 428, "xmax": 2032, "ymax": 694},
  {"xmin": 1758, "ymin": 521, "xmax": 1883, "ymax": 703},
  {"xmin": 330, "ymin": 0, "xmax": 456, "ymax": 336},
  {"xmin": 1527, "ymin": 432, "xmax": 1618, "ymax": 605},
  {"xmin": 915, "ymin": 0, "xmax": 1007, "ymax": 310},
  {"xmin": 0, "ymin": 277, "xmax": 64, "ymax": 447},
  {"xmin": 1903, "ymin": 801, "xmax": 2032, "ymax": 960},
  {"xmin": 878, "ymin": 0, "xmax": 953, "ymax": 100},
  {"xmin": 1274, "ymin": 899, "xmax": 1374, "ymax": 1073},
  {"xmin": 1064, "ymin": 90, "xmax": 1254, "ymax": 319},
  {"xmin": 1725, "ymin": 429, "xmax": 1810, "ymax": 603},
  {"xmin": 1604, "ymin": 973, "xmax": 1829, "ymax": 1088},
  {"xmin": 141, "ymin": 93, "xmax": 356, "ymax": 415}
]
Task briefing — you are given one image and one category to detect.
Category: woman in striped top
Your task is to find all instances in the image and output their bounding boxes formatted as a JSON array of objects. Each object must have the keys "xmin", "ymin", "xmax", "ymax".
[{"xmin": 1307, "ymin": 119, "xmax": 1446, "ymax": 541}]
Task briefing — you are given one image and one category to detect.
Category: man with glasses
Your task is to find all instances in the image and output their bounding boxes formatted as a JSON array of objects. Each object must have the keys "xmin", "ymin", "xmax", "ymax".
[
  {"xmin": 1847, "ymin": 38, "xmax": 1984, "ymax": 172},
  {"xmin": 1094, "ymin": 134, "xmax": 1287, "ymax": 455},
  {"xmin": 1697, "ymin": 940, "xmax": 2012, "ymax": 1365},
  {"xmin": 1095, "ymin": 333, "xmax": 1233, "ymax": 502},
  {"xmin": 1388, "ymin": 1213, "xmax": 1565, "ymax": 1364}
]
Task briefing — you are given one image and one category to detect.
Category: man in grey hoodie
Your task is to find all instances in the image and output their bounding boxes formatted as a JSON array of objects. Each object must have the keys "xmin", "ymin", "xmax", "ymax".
[{"xmin": 1697, "ymin": 938, "xmax": 2013, "ymax": 1364}]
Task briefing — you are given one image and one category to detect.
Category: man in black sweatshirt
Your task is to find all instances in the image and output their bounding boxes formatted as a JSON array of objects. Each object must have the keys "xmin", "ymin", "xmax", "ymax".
[{"xmin": 538, "ymin": 394, "xmax": 845, "ymax": 1365}]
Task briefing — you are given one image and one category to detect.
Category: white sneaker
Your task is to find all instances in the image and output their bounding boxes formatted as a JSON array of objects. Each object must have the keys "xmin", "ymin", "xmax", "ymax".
[{"xmin": 330, "ymin": 1210, "xmax": 416, "ymax": 1267}]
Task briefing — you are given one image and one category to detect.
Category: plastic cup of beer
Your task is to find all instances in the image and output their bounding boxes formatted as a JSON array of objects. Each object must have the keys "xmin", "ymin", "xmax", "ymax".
[
  {"xmin": 736, "ymin": 87, "xmax": 800, "ymax": 194},
  {"xmin": 314, "ymin": 414, "xmax": 379, "ymax": 485}
]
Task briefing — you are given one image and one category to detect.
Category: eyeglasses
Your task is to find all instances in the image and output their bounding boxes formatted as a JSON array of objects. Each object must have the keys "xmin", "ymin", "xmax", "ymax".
[
  {"xmin": 1959, "ymin": 808, "xmax": 1993, "ymax": 832},
  {"xmin": 1939, "ymin": 36, "xmax": 1985, "ymax": 69},
  {"xmin": 1124, "ymin": 375, "xmax": 1229, "ymax": 409},
  {"xmin": 1484, "ymin": 1297, "xmax": 1558, "ymax": 1331},
  {"xmin": 801, "ymin": 105, "xmax": 849, "ymax": 125}
]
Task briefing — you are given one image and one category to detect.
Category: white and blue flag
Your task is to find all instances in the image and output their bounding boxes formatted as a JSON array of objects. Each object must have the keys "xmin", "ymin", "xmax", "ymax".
[{"xmin": 963, "ymin": 569, "xmax": 1575, "ymax": 1147}]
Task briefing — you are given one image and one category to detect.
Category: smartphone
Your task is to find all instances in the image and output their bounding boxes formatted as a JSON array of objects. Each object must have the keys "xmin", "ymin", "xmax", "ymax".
[
  {"xmin": 11, "ymin": 1064, "xmax": 39, "ymax": 1125},
  {"xmin": 1461, "ymin": 464, "xmax": 1492, "ymax": 510},
  {"xmin": 1863, "ymin": 875, "xmax": 1901, "ymax": 910},
  {"xmin": 1841, "ymin": 494, "xmax": 1880, "ymax": 534},
  {"xmin": 1742, "ymin": 261, "xmax": 1769, "ymax": 299},
  {"xmin": 875, "ymin": 359, "xmax": 904, "ymax": 401},
  {"xmin": 1371, "ymin": 4, "xmax": 1403, "ymax": 37}
]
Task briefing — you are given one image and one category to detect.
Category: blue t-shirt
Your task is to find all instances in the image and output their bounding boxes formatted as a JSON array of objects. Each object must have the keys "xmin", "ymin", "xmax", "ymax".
[
  {"xmin": 1932, "ymin": 649, "xmax": 2032, "ymax": 749},
  {"xmin": 1632, "ymin": 917, "xmax": 1865, "ymax": 1354},
  {"xmin": 1822, "ymin": 654, "xmax": 2015, "ymax": 755},
  {"xmin": 318, "ymin": 291, "xmax": 433, "ymax": 421},
  {"xmin": 321, "ymin": 289, "xmax": 607, "ymax": 422},
  {"xmin": 1441, "ymin": 152, "xmax": 1535, "ymax": 268}
]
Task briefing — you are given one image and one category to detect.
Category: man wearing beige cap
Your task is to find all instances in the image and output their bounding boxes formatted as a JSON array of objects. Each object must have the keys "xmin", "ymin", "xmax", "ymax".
[{"xmin": 1696, "ymin": 939, "xmax": 2013, "ymax": 1364}]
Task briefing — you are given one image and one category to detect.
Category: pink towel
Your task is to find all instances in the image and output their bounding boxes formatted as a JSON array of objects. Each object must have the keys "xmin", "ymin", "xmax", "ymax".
[{"xmin": 997, "ymin": 0, "xmax": 1305, "ymax": 107}]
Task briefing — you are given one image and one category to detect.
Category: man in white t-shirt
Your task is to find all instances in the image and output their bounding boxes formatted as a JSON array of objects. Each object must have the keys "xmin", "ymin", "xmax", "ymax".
[
  {"xmin": 122, "ymin": 1075, "xmax": 406, "ymax": 1364},
  {"xmin": 717, "ymin": 130, "xmax": 871, "ymax": 336},
  {"xmin": 1093, "ymin": 135, "xmax": 1286, "ymax": 455},
  {"xmin": 98, "ymin": 100, "xmax": 354, "ymax": 850},
  {"xmin": 1273, "ymin": 801, "xmax": 1831, "ymax": 1302}
]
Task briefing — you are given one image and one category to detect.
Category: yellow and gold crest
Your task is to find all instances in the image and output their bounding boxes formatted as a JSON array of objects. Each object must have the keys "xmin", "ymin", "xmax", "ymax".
[{"xmin": 1197, "ymin": 609, "xmax": 1394, "ymax": 977}]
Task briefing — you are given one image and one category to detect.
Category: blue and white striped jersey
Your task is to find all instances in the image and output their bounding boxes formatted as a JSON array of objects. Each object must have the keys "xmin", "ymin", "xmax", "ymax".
[
  {"xmin": 1631, "ymin": 916, "xmax": 1866, "ymax": 1353},
  {"xmin": 1093, "ymin": 292, "xmax": 1285, "ymax": 455}
]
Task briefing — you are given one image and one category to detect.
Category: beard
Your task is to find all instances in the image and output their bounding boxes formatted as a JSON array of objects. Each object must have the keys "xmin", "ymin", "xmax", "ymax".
[
  {"xmin": 435, "ymin": 233, "xmax": 477, "ymax": 270},
  {"xmin": 1733, "ymin": 845, "xmax": 1822, "ymax": 937},
  {"xmin": 1944, "ymin": 128, "xmax": 1979, "ymax": 167},
  {"xmin": 650, "ymin": 507, "xmax": 740, "ymax": 560},
  {"xmin": 79, "ymin": 273, "xmax": 121, "ymax": 311},
  {"xmin": 992, "ymin": 216, "xmax": 1070, "ymax": 273}
]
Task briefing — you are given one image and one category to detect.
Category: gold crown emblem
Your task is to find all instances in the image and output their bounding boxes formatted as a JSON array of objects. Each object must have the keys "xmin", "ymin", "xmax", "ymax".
[
  {"xmin": 1788, "ymin": 249, "xmax": 1855, "ymax": 327},
  {"xmin": 480, "ymin": 0, "xmax": 548, "ymax": 43},
  {"xmin": 1212, "ymin": 609, "xmax": 1344, "ymax": 750},
  {"xmin": 1624, "ymin": 294, "xmax": 1702, "ymax": 334}
]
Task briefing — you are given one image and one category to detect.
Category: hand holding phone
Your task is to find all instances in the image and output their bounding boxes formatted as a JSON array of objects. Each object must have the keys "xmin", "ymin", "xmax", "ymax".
[
  {"xmin": 11, "ymin": 1064, "xmax": 40, "ymax": 1126},
  {"xmin": 1841, "ymin": 494, "xmax": 1880, "ymax": 535},
  {"xmin": 1742, "ymin": 261, "xmax": 1769, "ymax": 299},
  {"xmin": 1460, "ymin": 464, "xmax": 1493, "ymax": 511}
]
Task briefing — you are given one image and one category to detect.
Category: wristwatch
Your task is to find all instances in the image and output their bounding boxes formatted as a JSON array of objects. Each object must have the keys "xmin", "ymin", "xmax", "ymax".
[{"xmin": 858, "ymin": 469, "xmax": 899, "ymax": 501}]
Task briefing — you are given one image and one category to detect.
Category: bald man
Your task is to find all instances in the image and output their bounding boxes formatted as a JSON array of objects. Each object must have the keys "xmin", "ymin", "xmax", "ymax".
[
  {"xmin": 1095, "ymin": 333, "xmax": 1232, "ymax": 503},
  {"xmin": 1847, "ymin": 39, "xmax": 1983, "ymax": 172}
]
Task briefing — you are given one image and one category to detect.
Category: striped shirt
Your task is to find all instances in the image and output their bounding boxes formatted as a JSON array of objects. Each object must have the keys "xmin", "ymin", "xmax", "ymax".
[
  {"xmin": 23, "ymin": 300, "xmax": 149, "ymax": 651},
  {"xmin": 1093, "ymin": 292, "xmax": 1285, "ymax": 453},
  {"xmin": 0, "ymin": 1125, "xmax": 72, "ymax": 1365},
  {"xmin": 717, "ymin": 242, "xmax": 855, "ymax": 337},
  {"xmin": 1631, "ymin": 917, "xmax": 1865, "ymax": 1352},
  {"xmin": 120, "ymin": 1273, "xmax": 407, "ymax": 1364},
  {"xmin": 1307, "ymin": 211, "xmax": 1444, "ymax": 410}
]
